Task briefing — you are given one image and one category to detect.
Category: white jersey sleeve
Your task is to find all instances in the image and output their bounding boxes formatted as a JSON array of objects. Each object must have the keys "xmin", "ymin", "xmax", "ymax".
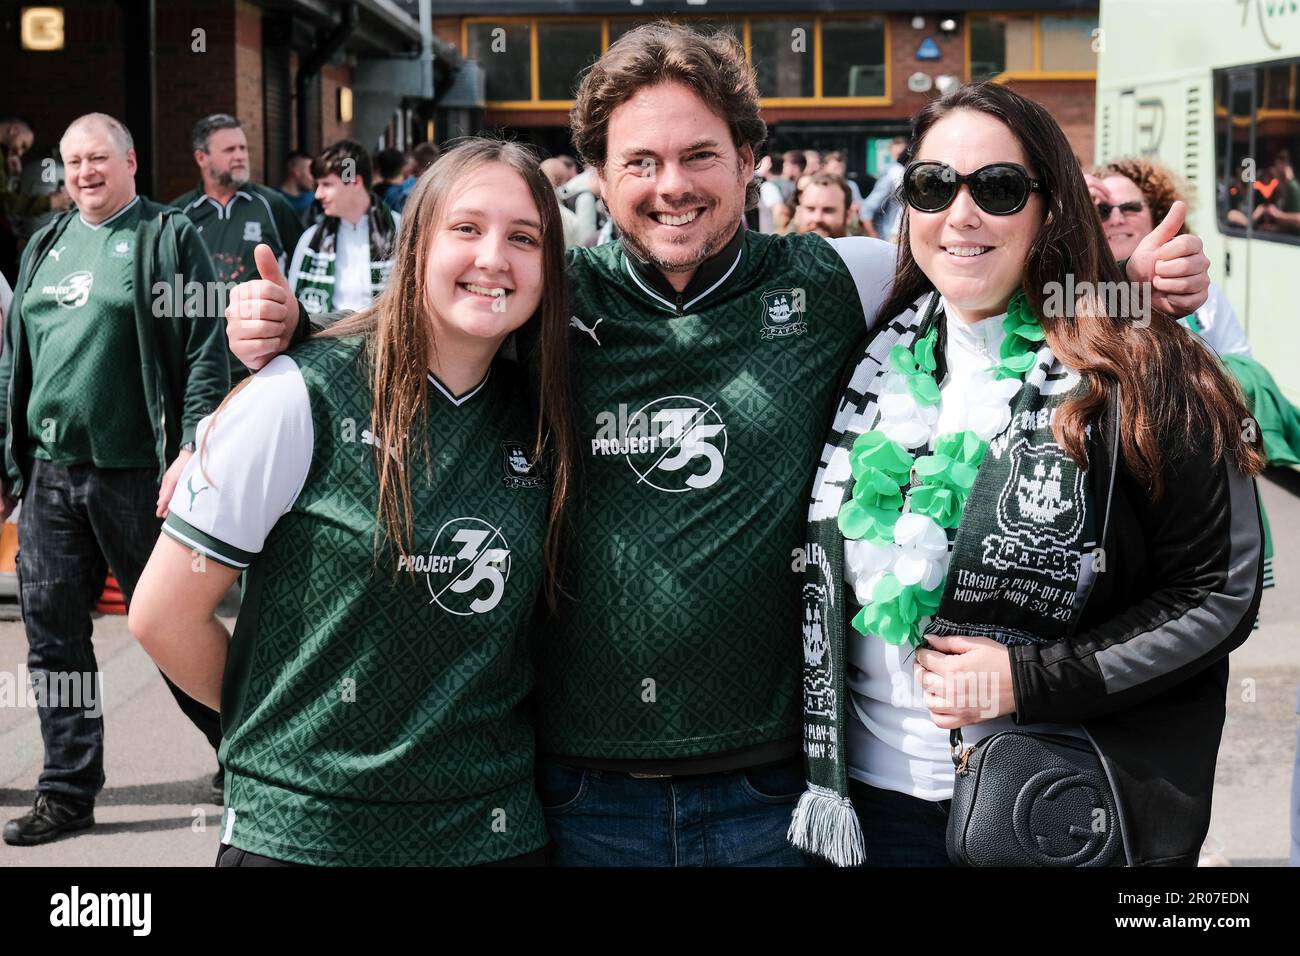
[
  {"xmin": 162, "ymin": 355, "xmax": 314, "ymax": 569},
  {"xmin": 826, "ymin": 236, "xmax": 897, "ymax": 331},
  {"xmin": 1193, "ymin": 282, "xmax": 1252, "ymax": 358}
]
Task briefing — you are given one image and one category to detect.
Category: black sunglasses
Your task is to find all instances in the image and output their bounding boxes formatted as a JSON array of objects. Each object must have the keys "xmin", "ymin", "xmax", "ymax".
[
  {"xmin": 903, "ymin": 161, "xmax": 1046, "ymax": 216},
  {"xmin": 1096, "ymin": 200, "xmax": 1146, "ymax": 219}
]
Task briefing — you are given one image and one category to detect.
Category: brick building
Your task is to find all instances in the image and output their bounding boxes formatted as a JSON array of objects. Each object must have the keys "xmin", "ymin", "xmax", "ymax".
[
  {"xmin": 428, "ymin": 0, "xmax": 1100, "ymax": 180},
  {"xmin": 3, "ymin": 1, "xmax": 1099, "ymax": 201},
  {"xmin": 2, "ymin": 0, "xmax": 462, "ymax": 202}
]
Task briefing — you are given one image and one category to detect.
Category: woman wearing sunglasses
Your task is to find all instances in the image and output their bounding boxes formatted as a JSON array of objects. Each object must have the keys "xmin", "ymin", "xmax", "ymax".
[
  {"xmin": 1092, "ymin": 157, "xmax": 1300, "ymax": 467},
  {"xmin": 791, "ymin": 83, "xmax": 1265, "ymax": 867}
]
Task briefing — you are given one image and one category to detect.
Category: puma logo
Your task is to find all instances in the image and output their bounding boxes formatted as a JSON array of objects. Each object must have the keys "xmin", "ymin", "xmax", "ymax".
[
  {"xmin": 48, "ymin": 245, "xmax": 66, "ymax": 262},
  {"xmin": 186, "ymin": 475, "xmax": 210, "ymax": 508},
  {"xmin": 570, "ymin": 315, "xmax": 603, "ymax": 346}
]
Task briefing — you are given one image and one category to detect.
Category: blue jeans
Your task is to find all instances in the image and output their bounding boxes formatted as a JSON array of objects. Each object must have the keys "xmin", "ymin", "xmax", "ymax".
[
  {"xmin": 538, "ymin": 756, "xmax": 816, "ymax": 867},
  {"xmin": 850, "ymin": 779, "xmax": 953, "ymax": 867},
  {"xmin": 17, "ymin": 460, "xmax": 222, "ymax": 802}
]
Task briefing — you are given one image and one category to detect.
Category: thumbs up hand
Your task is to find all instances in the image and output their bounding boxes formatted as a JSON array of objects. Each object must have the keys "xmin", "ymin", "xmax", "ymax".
[
  {"xmin": 1125, "ymin": 201, "xmax": 1210, "ymax": 319},
  {"xmin": 224, "ymin": 243, "xmax": 298, "ymax": 370}
]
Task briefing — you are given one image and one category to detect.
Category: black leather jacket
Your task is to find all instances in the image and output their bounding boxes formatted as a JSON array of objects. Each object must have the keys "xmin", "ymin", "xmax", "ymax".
[{"xmin": 1011, "ymin": 393, "xmax": 1264, "ymax": 866}]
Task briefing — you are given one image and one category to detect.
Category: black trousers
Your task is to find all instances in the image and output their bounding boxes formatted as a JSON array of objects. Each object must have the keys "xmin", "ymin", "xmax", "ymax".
[{"xmin": 17, "ymin": 460, "xmax": 223, "ymax": 802}]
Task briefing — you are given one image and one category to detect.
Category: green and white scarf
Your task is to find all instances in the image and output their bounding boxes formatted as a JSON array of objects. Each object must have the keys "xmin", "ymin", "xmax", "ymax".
[
  {"xmin": 294, "ymin": 194, "xmax": 398, "ymax": 316},
  {"xmin": 790, "ymin": 290, "xmax": 1098, "ymax": 866}
]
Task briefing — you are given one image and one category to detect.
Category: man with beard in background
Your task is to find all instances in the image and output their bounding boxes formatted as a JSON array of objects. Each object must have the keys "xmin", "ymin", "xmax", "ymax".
[{"xmin": 171, "ymin": 115, "xmax": 302, "ymax": 381}]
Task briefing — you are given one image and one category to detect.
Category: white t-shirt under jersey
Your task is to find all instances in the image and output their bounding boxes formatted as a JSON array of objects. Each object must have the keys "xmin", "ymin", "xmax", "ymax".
[
  {"xmin": 844, "ymin": 302, "xmax": 1083, "ymax": 801},
  {"xmin": 288, "ymin": 209, "xmax": 401, "ymax": 315},
  {"xmin": 1189, "ymin": 282, "xmax": 1251, "ymax": 358}
]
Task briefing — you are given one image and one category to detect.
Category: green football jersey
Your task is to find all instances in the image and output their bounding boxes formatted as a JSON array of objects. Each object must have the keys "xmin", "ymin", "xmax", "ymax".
[
  {"xmin": 22, "ymin": 198, "xmax": 157, "ymax": 467},
  {"xmin": 171, "ymin": 185, "xmax": 301, "ymax": 284},
  {"xmin": 163, "ymin": 335, "xmax": 550, "ymax": 865},
  {"xmin": 171, "ymin": 185, "xmax": 304, "ymax": 382},
  {"xmin": 535, "ymin": 228, "xmax": 893, "ymax": 761}
]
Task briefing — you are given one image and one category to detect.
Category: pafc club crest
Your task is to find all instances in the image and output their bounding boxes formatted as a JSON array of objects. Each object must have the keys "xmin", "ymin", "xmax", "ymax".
[
  {"xmin": 300, "ymin": 288, "xmax": 331, "ymax": 315},
  {"xmin": 982, "ymin": 437, "xmax": 1085, "ymax": 583},
  {"xmin": 801, "ymin": 563, "xmax": 836, "ymax": 721},
  {"xmin": 501, "ymin": 441, "xmax": 544, "ymax": 489},
  {"xmin": 759, "ymin": 288, "xmax": 807, "ymax": 340}
]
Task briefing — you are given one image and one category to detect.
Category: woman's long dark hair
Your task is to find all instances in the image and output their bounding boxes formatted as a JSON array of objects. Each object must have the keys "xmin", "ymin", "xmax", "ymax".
[{"xmin": 877, "ymin": 82, "xmax": 1263, "ymax": 495}]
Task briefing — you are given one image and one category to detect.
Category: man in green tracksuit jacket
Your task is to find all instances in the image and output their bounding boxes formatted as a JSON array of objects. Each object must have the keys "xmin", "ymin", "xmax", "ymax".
[{"xmin": 0, "ymin": 113, "xmax": 230, "ymax": 848}]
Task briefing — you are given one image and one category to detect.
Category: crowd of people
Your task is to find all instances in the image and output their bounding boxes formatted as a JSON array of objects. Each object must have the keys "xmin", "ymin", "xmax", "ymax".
[{"xmin": 0, "ymin": 19, "xmax": 1291, "ymax": 868}]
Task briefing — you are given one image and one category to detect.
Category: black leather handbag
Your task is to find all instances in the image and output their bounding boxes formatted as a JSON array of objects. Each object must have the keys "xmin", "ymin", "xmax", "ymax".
[{"xmin": 945, "ymin": 728, "xmax": 1126, "ymax": 867}]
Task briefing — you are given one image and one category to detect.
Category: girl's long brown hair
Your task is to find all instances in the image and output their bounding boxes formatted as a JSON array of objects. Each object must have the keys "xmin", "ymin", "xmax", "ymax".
[
  {"xmin": 877, "ymin": 83, "xmax": 1263, "ymax": 496},
  {"xmin": 324, "ymin": 137, "xmax": 573, "ymax": 607}
]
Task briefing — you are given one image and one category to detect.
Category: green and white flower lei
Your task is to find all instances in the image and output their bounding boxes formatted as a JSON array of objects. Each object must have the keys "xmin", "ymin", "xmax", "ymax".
[{"xmin": 837, "ymin": 290, "xmax": 1044, "ymax": 647}]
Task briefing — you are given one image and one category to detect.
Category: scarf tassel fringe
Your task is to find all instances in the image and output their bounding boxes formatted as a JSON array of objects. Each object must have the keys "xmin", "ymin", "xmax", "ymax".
[{"xmin": 787, "ymin": 787, "xmax": 865, "ymax": 867}]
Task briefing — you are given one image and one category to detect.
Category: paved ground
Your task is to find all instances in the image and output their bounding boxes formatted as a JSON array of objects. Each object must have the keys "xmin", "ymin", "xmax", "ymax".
[{"xmin": 0, "ymin": 477, "xmax": 1297, "ymax": 867}]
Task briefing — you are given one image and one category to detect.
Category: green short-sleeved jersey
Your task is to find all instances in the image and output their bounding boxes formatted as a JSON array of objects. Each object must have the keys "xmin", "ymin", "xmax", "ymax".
[
  {"xmin": 534, "ymin": 230, "xmax": 888, "ymax": 760},
  {"xmin": 163, "ymin": 335, "xmax": 550, "ymax": 865},
  {"xmin": 23, "ymin": 199, "xmax": 156, "ymax": 467},
  {"xmin": 171, "ymin": 185, "xmax": 302, "ymax": 284},
  {"xmin": 171, "ymin": 184, "xmax": 305, "ymax": 382}
]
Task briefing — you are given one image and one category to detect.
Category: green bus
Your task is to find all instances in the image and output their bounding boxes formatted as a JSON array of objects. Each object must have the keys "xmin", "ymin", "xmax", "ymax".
[{"xmin": 1095, "ymin": 0, "xmax": 1300, "ymax": 400}]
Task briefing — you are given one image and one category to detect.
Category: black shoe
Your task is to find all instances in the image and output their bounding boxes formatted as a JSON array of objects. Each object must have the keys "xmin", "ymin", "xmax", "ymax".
[
  {"xmin": 2, "ymin": 794, "xmax": 94, "ymax": 846},
  {"xmin": 211, "ymin": 767, "xmax": 224, "ymax": 805}
]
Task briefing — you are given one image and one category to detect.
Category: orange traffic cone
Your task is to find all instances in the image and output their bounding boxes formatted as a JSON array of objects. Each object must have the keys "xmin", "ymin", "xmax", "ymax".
[
  {"xmin": 95, "ymin": 573, "xmax": 127, "ymax": 615},
  {"xmin": 0, "ymin": 518, "xmax": 19, "ymax": 621},
  {"xmin": 0, "ymin": 521, "xmax": 17, "ymax": 573}
]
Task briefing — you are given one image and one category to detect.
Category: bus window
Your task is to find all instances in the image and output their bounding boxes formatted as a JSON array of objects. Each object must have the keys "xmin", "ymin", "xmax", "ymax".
[
  {"xmin": 1251, "ymin": 63, "xmax": 1300, "ymax": 236},
  {"xmin": 1218, "ymin": 69, "xmax": 1256, "ymax": 232},
  {"xmin": 1217, "ymin": 61, "xmax": 1300, "ymax": 240}
]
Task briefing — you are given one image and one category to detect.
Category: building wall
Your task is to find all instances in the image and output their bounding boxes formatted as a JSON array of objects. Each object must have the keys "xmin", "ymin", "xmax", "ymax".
[
  {"xmin": 155, "ymin": 1, "xmax": 239, "ymax": 201},
  {"xmin": 289, "ymin": 51, "xmax": 301, "ymax": 152},
  {"xmin": 263, "ymin": 24, "xmax": 294, "ymax": 188},
  {"xmin": 1006, "ymin": 79, "xmax": 1096, "ymax": 166},
  {"xmin": 463, "ymin": 10, "xmax": 1097, "ymax": 166},
  {"xmin": 234, "ymin": 0, "xmax": 266, "ymax": 184},
  {"xmin": 320, "ymin": 62, "xmax": 357, "ymax": 148},
  {"xmin": 1, "ymin": 1, "xmax": 377, "ymax": 201},
  {"xmin": 0, "ymin": 0, "xmax": 127, "ymax": 157}
]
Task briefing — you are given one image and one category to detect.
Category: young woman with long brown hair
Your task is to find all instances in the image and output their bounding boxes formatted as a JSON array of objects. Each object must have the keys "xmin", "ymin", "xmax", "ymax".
[
  {"xmin": 127, "ymin": 138, "xmax": 573, "ymax": 866},
  {"xmin": 791, "ymin": 83, "xmax": 1265, "ymax": 867}
]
